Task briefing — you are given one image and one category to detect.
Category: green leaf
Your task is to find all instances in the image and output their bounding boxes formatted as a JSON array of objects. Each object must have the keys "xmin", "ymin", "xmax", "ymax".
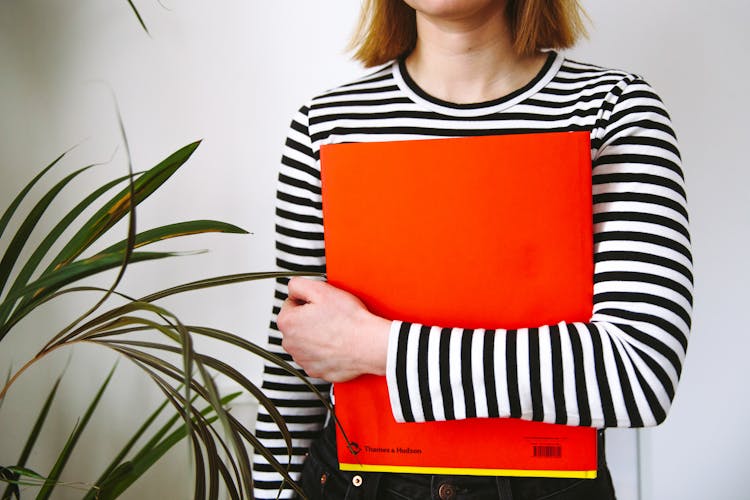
[
  {"xmin": 86, "ymin": 462, "xmax": 133, "ymax": 500},
  {"xmin": 95, "ymin": 334, "xmax": 301, "ymax": 447},
  {"xmin": 0, "ymin": 172, "xmax": 139, "ymax": 327},
  {"xmin": 116, "ymin": 389, "xmax": 240, "ymax": 494},
  {"xmin": 182, "ymin": 348, "xmax": 290, "ymax": 496},
  {"xmin": 74, "ymin": 306, "xmax": 198, "ymax": 447},
  {"xmin": 224, "ymin": 412, "xmax": 307, "ymax": 498},
  {"xmin": 0, "ymin": 466, "xmax": 20, "ymax": 499},
  {"xmin": 0, "ymin": 251, "xmax": 179, "ymax": 341},
  {"xmin": 101, "ymin": 338, "xmax": 306, "ymax": 498},
  {"xmin": 216, "ymin": 458, "xmax": 241, "ymax": 500},
  {"xmin": 97, "ymin": 220, "xmax": 248, "ymax": 256},
  {"xmin": 35, "ymin": 364, "xmax": 117, "ymax": 500},
  {"xmin": 91, "ymin": 407, "xmax": 223, "ymax": 500},
  {"xmin": 0, "ymin": 163, "xmax": 97, "ymax": 298},
  {"xmin": 109, "ymin": 363, "xmax": 210, "ymax": 500},
  {"xmin": 97, "ymin": 345, "xmax": 247, "ymax": 497},
  {"xmin": 94, "ymin": 321, "xmax": 332, "ymax": 483},
  {"xmin": 35, "ymin": 140, "xmax": 198, "ymax": 360},
  {"xmin": 187, "ymin": 326, "xmax": 331, "ymax": 407},
  {"xmin": 188, "ymin": 325, "xmax": 352, "ymax": 484},
  {"xmin": 80, "ymin": 314, "xmax": 330, "ymax": 499},
  {"xmin": 0, "ymin": 150, "xmax": 67, "ymax": 243},
  {"xmin": 15, "ymin": 375, "xmax": 62, "ymax": 467},
  {"xmin": 68, "ymin": 310, "xmax": 198, "ymax": 466},
  {"xmin": 195, "ymin": 364, "xmax": 230, "ymax": 499},
  {"xmin": 42, "ymin": 141, "xmax": 201, "ymax": 276},
  {"xmin": 0, "ymin": 465, "xmax": 47, "ymax": 499},
  {"xmin": 83, "ymin": 392, "xmax": 176, "ymax": 499},
  {"xmin": 1, "ymin": 375, "xmax": 63, "ymax": 500},
  {"xmin": 126, "ymin": 393, "xmax": 193, "ymax": 464},
  {"xmin": 138, "ymin": 271, "xmax": 324, "ymax": 303},
  {"xmin": 63, "ymin": 302, "xmax": 182, "ymax": 346},
  {"xmin": 0, "ymin": 466, "xmax": 45, "ymax": 483},
  {"xmin": 118, "ymin": 361, "xmax": 213, "ymax": 500},
  {"xmin": 126, "ymin": 0, "xmax": 149, "ymax": 34},
  {"xmin": 0, "ymin": 285, "xmax": 137, "ymax": 341}
]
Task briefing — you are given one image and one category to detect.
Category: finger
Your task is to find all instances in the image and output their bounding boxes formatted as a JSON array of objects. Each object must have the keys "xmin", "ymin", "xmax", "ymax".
[
  {"xmin": 277, "ymin": 299, "xmax": 299, "ymax": 335},
  {"xmin": 282, "ymin": 295, "xmax": 306, "ymax": 308},
  {"xmin": 287, "ymin": 276, "xmax": 324, "ymax": 303}
]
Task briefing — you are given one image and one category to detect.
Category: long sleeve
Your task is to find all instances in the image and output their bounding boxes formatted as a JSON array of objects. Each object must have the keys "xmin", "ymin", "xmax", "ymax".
[
  {"xmin": 385, "ymin": 77, "xmax": 692, "ymax": 429},
  {"xmin": 251, "ymin": 54, "xmax": 692, "ymax": 497},
  {"xmin": 251, "ymin": 105, "xmax": 330, "ymax": 498}
]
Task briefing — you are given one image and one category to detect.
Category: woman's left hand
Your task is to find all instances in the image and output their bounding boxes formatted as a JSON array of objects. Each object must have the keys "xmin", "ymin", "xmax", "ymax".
[{"xmin": 276, "ymin": 277, "xmax": 391, "ymax": 382}]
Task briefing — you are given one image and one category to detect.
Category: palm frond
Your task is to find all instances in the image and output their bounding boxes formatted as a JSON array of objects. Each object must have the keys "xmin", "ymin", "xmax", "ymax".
[
  {"xmin": 42, "ymin": 141, "xmax": 200, "ymax": 275},
  {"xmin": 97, "ymin": 220, "xmax": 249, "ymax": 255},
  {"xmin": 0, "ymin": 172, "xmax": 139, "ymax": 327},
  {"xmin": 0, "ymin": 375, "xmax": 62, "ymax": 500},
  {"xmin": 0, "ymin": 137, "xmax": 319, "ymax": 498},
  {"xmin": 0, "ymin": 163, "xmax": 98, "ymax": 297},
  {"xmin": 0, "ymin": 150, "xmax": 69, "ymax": 242},
  {"xmin": 125, "ymin": 0, "xmax": 149, "ymax": 34},
  {"xmin": 87, "ymin": 393, "xmax": 241, "ymax": 500},
  {"xmin": 35, "ymin": 364, "xmax": 117, "ymax": 500}
]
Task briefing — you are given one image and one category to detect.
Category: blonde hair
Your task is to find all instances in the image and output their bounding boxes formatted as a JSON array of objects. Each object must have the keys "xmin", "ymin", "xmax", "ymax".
[{"xmin": 350, "ymin": 0, "xmax": 588, "ymax": 67}]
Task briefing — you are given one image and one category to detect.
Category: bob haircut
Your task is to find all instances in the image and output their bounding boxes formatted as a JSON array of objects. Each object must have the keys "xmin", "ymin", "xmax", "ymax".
[{"xmin": 350, "ymin": 0, "xmax": 588, "ymax": 68}]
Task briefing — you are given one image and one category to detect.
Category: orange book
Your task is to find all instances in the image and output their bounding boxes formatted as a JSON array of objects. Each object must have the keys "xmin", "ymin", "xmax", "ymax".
[{"xmin": 320, "ymin": 131, "xmax": 598, "ymax": 478}]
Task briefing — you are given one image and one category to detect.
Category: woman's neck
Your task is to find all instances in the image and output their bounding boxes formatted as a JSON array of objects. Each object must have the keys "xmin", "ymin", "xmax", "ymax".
[{"xmin": 404, "ymin": 4, "xmax": 547, "ymax": 105}]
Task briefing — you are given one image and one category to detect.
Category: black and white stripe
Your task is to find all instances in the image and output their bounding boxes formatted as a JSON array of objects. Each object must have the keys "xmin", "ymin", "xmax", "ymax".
[{"xmin": 253, "ymin": 51, "xmax": 692, "ymax": 498}]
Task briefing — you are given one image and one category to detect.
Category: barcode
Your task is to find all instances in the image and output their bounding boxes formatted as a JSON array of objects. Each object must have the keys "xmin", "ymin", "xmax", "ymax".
[{"xmin": 533, "ymin": 445, "xmax": 562, "ymax": 458}]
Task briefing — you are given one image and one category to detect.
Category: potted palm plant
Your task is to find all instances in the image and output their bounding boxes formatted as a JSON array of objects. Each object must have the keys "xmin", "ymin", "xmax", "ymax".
[{"xmin": 0, "ymin": 136, "xmax": 327, "ymax": 499}]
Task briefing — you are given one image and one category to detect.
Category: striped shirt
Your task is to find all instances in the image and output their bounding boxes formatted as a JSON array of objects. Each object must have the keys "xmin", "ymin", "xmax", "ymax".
[{"xmin": 252, "ymin": 51, "xmax": 692, "ymax": 498}]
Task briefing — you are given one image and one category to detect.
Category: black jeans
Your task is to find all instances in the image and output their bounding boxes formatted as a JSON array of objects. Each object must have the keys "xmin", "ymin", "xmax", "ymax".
[{"xmin": 300, "ymin": 421, "xmax": 617, "ymax": 500}]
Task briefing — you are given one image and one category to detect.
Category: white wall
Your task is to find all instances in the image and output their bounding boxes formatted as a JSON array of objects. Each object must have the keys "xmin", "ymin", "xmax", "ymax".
[{"xmin": 0, "ymin": 1, "xmax": 746, "ymax": 499}]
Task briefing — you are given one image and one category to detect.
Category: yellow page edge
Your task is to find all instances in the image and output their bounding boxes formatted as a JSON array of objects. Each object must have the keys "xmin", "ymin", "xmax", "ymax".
[{"xmin": 339, "ymin": 463, "xmax": 598, "ymax": 479}]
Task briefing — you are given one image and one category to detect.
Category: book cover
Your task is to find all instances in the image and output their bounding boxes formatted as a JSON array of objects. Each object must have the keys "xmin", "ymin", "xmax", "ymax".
[{"xmin": 320, "ymin": 131, "xmax": 598, "ymax": 478}]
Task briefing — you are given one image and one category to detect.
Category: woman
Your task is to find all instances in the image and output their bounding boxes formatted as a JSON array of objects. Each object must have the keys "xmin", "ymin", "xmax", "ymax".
[{"xmin": 253, "ymin": 1, "xmax": 692, "ymax": 498}]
